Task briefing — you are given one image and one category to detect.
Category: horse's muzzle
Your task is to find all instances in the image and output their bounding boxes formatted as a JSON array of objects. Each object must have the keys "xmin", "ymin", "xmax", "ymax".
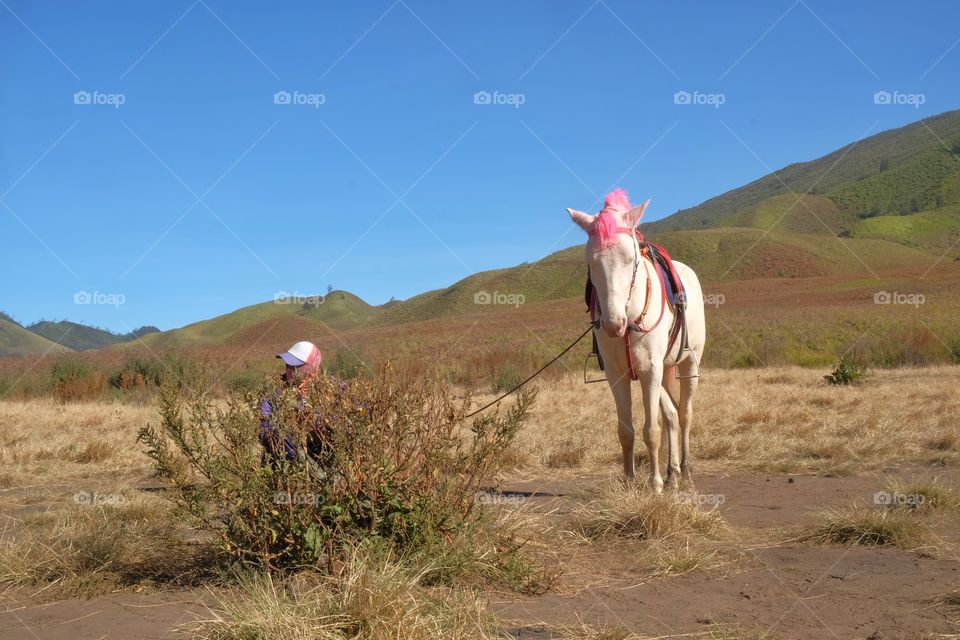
[{"xmin": 602, "ymin": 315, "xmax": 627, "ymax": 338}]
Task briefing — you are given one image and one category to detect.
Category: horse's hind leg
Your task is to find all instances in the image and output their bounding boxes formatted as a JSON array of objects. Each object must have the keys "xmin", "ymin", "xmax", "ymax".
[{"xmin": 678, "ymin": 358, "xmax": 699, "ymax": 488}]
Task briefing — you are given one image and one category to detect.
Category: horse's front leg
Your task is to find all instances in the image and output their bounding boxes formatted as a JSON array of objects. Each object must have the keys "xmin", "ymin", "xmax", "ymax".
[
  {"xmin": 609, "ymin": 374, "xmax": 635, "ymax": 479},
  {"xmin": 639, "ymin": 360, "xmax": 665, "ymax": 493}
]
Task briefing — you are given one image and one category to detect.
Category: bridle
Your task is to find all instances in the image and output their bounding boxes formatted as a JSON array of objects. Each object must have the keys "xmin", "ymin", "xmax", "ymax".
[
  {"xmin": 587, "ymin": 225, "xmax": 677, "ymax": 380},
  {"xmin": 588, "ymin": 226, "xmax": 664, "ymax": 334}
]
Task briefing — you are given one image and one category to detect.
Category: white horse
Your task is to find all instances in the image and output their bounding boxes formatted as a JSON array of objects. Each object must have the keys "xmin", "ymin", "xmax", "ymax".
[{"xmin": 567, "ymin": 189, "xmax": 706, "ymax": 492}]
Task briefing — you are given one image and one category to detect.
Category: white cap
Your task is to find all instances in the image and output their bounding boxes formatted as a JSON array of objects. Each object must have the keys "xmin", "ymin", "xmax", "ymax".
[{"xmin": 277, "ymin": 341, "xmax": 321, "ymax": 367}]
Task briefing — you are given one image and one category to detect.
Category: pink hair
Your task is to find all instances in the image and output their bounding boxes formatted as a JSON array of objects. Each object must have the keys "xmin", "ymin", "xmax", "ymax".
[{"xmin": 593, "ymin": 188, "xmax": 632, "ymax": 249}]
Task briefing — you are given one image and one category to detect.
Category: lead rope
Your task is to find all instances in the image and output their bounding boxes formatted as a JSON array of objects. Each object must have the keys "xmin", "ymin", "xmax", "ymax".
[{"xmin": 463, "ymin": 322, "xmax": 597, "ymax": 419}]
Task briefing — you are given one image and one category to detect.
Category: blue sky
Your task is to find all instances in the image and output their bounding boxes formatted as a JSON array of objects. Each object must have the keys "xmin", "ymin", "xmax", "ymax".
[{"xmin": 2, "ymin": 1, "xmax": 959, "ymax": 332}]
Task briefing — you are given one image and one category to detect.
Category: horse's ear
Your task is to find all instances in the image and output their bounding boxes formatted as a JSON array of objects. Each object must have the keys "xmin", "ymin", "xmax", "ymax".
[
  {"xmin": 627, "ymin": 199, "xmax": 651, "ymax": 227},
  {"xmin": 567, "ymin": 208, "xmax": 594, "ymax": 233}
]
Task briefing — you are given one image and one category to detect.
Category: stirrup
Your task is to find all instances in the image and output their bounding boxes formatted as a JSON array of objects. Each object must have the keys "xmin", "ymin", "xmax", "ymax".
[{"xmin": 583, "ymin": 353, "xmax": 606, "ymax": 384}]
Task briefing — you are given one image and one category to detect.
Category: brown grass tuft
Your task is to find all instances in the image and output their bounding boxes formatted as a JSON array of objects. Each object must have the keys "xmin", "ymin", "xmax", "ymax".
[
  {"xmin": 72, "ymin": 440, "xmax": 116, "ymax": 463},
  {"xmin": 191, "ymin": 547, "xmax": 496, "ymax": 640},
  {"xmin": 796, "ymin": 506, "xmax": 928, "ymax": 548},
  {"xmin": 0, "ymin": 497, "xmax": 207, "ymax": 596},
  {"xmin": 574, "ymin": 482, "xmax": 728, "ymax": 541}
]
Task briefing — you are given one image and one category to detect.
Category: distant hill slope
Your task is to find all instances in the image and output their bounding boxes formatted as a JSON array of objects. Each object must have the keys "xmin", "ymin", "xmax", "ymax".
[
  {"xmin": 138, "ymin": 290, "xmax": 381, "ymax": 350},
  {"xmin": 0, "ymin": 317, "xmax": 72, "ymax": 357},
  {"xmin": 38, "ymin": 110, "xmax": 960, "ymax": 355},
  {"xmin": 645, "ymin": 109, "xmax": 960, "ymax": 244},
  {"xmin": 27, "ymin": 321, "xmax": 160, "ymax": 351},
  {"xmin": 373, "ymin": 228, "xmax": 933, "ymax": 326},
  {"xmin": 374, "ymin": 249, "xmax": 586, "ymax": 326},
  {"xmin": 116, "ymin": 227, "xmax": 936, "ymax": 350}
]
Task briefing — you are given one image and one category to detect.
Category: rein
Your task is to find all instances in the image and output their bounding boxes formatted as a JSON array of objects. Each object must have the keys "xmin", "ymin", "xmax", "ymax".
[
  {"xmin": 462, "ymin": 226, "xmax": 682, "ymax": 417},
  {"xmin": 462, "ymin": 322, "xmax": 596, "ymax": 419}
]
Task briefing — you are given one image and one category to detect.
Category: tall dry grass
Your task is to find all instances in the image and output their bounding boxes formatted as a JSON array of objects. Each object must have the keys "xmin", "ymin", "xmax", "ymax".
[
  {"xmin": 0, "ymin": 400, "xmax": 155, "ymax": 488},
  {"xmin": 192, "ymin": 546, "xmax": 497, "ymax": 640},
  {"xmin": 502, "ymin": 365, "xmax": 960, "ymax": 476}
]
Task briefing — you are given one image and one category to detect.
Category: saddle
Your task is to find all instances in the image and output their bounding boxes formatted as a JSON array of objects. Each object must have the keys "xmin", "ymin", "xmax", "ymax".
[{"xmin": 584, "ymin": 238, "xmax": 688, "ymax": 372}]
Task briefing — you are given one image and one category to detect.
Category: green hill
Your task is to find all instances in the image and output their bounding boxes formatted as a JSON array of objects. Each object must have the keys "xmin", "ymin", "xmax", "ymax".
[
  {"xmin": 645, "ymin": 109, "xmax": 960, "ymax": 244},
  {"xmin": 0, "ymin": 317, "xmax": 72, "ymax": 357},
  {"xmin": 119, "ymin": 224, "xmax": 938, "ymax": 349},
  {"xmin": 138, "ymin": 290, "xmax": 381, "ymax": 349},
  {"xmin": 27, "ymin": 321, "xmax": 160, "ymax": 351},
  {"xmin": 41, "ymin": 110, "xmax": 960, "ymax": 353},
  {"xmin": 374, "ymin": 249, "xmax": 586, "ymax": 325},
  {"xmin": 373, "ymin": 227, "xmax": 933, "ymax": 326}
]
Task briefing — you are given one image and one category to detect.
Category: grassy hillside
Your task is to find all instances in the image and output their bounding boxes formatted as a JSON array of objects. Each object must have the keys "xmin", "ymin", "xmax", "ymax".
[
  {"xmin": 138, "ymin": 290, "xmax": 380, "ymax": 350},
  {"xmin": 0, "ymin": 318, "xmax": 72, "ymax": 358},
  {"xmin": 377, "ymin": 228, "xmax": 934, "ymax": 327},
  {"xmin": 119, "ymin": 227, "xmax": 936, "ymax": 350},
  {"xmin": 645, "ymin": 109, "xmax": 960, "ymax": 235},
  {"xmin": 16, "ymin": 111, "xmax": 957, "ymax": 359},
  {"xmin": 650, "ymin": 228, "xmax": 932, "ymax": 280},
  {"xmin": 849, "ymin": 204, "xmax": 960, "ymax": 249},
  {"xmin": 27, "ymin": 321, "xmax": 159, "ymax": 351},
  {"xmin": 374, "ymin": 250, "xmax": 585, "ymax": 326}
]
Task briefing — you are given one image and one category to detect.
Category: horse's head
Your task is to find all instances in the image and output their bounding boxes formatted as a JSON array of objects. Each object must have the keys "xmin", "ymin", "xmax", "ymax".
[{"xmin": 567, "ymin": 188, "xmax": 650, "ymax": 338}]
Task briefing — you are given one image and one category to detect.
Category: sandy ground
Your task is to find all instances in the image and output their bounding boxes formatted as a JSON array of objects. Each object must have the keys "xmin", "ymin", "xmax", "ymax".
[
  {"xmin": 2, "ymin": 367, "xmax": 959, "ymax": 639},
  {"xmin": 492, "ymin": 467, "xmax": 960, "ymax": 640},
  {"xmin": 1, "ymin": 466, "xmax": 957, "ymax": 639}
]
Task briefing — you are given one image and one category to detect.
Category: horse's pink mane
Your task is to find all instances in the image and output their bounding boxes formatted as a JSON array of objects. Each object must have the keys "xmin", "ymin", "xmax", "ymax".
[{"xmin": 594, "ymin": 188, "xmax": 632, "ymax": 249}]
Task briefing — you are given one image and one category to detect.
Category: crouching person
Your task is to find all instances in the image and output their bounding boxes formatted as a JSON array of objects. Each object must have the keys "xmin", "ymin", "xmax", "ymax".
[{"xmin": 259, "ymin": 341, "xmax": 325, "ymax": 466}]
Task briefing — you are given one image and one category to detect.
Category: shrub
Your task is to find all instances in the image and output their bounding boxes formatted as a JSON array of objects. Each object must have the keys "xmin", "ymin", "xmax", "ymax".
[
  {"xmin": 109, "ymin": 356, "xmax": 165, "ymax": 390},
  {"xmin": 823, "ymin": 356, "xmax": 865, "ymax": 385},
  {"xmin": 138, "ymin": 366, "xmax": 533, "ymax": 571},
  {"xmin": 51, "ymin": 358, "xmax": 107, "ymax": 402},
  {"xmin": 325, "ymin": 350, "xmax": 369, "ymax": 380},
  {"xmin": 225, "ymin": 369, "xmax": 267, "ymax": 394},
  {"xmin": 492, "ymin": 365, "xmax": 523, "ymax": 394}
]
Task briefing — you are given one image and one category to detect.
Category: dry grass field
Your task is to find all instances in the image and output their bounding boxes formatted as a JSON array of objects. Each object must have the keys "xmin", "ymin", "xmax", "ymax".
[{"xmin": 1, "ymin": 366, "xmax": 959, "ymax": 639}]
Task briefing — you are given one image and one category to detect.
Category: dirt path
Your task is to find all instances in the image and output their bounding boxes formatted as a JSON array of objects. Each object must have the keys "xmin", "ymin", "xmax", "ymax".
[
  {"xmin": 493, "ymin": 466, "xmax": 960, "ymax": 639},
  {"xmin": 2, "ymin": 467, "xmax": 958, "ymax": 639}
]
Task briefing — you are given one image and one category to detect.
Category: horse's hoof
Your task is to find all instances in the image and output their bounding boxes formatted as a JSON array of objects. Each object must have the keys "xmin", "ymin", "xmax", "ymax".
[{"xmin": 680, "ymin": 465, "xmax": 695, "ymax": 490}]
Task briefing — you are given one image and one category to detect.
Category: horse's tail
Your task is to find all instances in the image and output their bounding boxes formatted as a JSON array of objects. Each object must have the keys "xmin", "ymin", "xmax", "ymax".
[{"xmin": 661, "ymin": 365, "xmax": 680, "ymax": 410}]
